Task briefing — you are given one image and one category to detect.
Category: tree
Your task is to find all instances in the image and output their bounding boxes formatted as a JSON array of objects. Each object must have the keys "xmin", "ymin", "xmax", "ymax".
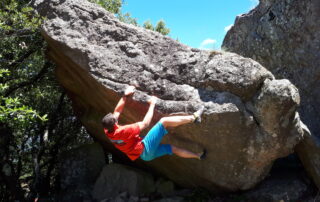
[
  {"xmin": 143, "ymin": 20, "xmax": 154, "ymax": 31},
  {"xmin": 118, "ymin": 12, "xmax": 138, "ymax": 26},
  {"xmin": 88, "ymin": 0, "xmax": 122, "ymax": 14},
  {"xmin": 88, "ymin": 0, "xmax": 170, "ymax": 35},
  {"xmin": 0, "ymin": 1, "xmax": 92, "ymax": 201},
  {"xmin": 155, "ymin": 20, "xmax": 170, "ymax": 36},
  {"xmin": 88, "ymin": 0, "xmax": 138, "ymax": 26},
  {"xmin": 0, "ymin": 0, "xmax": 171, "ymax": 200},
  {"xmin": 143, "ymin": 20, "xmax": 170, "ymax": 36}
]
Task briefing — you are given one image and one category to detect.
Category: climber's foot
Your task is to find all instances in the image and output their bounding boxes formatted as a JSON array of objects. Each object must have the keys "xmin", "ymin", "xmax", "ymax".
[
  {"xmin": 193, "ymin": 106, "xmax": 205, "ymax": 123},
  {"xmin": 199, "ymin": 149, "xmax": 207, "ymax": 160}
]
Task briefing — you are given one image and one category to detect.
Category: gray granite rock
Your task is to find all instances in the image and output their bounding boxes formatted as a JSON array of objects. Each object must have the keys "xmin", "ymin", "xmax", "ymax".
[
  {"xmin": 33, "ymin": 0, "xmax": 306, "ymax": 191},
  {"xmin": 223, "ymin": 0, "xmax": 320, "ymax": 189},
  {"xmin": 58, "ymin": 143, "xmax": 105, "ymax": 201},
  {"xmin": 243, "ymin": 169, "xmax": 311, "ymax": 202},
  {"xmin": 92, "ymin": 164, "xmax": 155, "ymax": 201}
]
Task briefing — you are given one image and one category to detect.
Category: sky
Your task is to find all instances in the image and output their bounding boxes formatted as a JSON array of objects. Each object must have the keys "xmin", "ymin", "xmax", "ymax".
[{"xmin": 121, "ymin": 0, "xmax": 259, "ymax": 50}]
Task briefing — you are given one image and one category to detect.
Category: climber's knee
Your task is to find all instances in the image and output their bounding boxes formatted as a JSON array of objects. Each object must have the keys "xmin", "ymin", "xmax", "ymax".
[{"xmin": 159, "ymin": 117, "xmax": 169, "ymax": 128}]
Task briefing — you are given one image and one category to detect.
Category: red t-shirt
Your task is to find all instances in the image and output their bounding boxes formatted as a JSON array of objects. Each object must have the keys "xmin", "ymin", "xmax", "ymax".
[{"xmin": 104, "ymin": 123, "xmax": 144, "ymax": 161}]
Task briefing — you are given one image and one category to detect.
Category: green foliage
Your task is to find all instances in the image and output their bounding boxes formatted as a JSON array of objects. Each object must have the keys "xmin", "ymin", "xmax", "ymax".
[
  {"xmin": 118, "ymin": 12, "xmax": 138, "ymax": 26},
  {"xmin": 0, "ymin": 71, "xmax": 47, "ymax": 132},
  {"xmin": 0, "ymin": 1, "xmax": 42, "ymax": 32},
  {"xmin": 0, "ymin": 1, "xmax": 92, "ymax": 201},
  {"xmin": 0, "ymin": 0, "xmax": 171, "ymax": 200},
  {"xmin": 87, "ymin": 0, "xmax": 170, "ymax": 35},
  {"xmin": 0, "ymin": 93, "xmax": 48, "ymax": 122},
  {"xmin": 155, "ymin": 20, "xmax": 170, "ymax": 35},
  {"xmin": 88, "ymin": 0, "xmax": 138, "ymax": 26},
  {"xmin": 143, "ymin": 20, "xmax": 154, "ymax": 31},
  {"xmin": 143, "ymin": 20, "xmax": 170, "ymax": 36},
  {"xmin": 0, "ymin": 1, "xmax": 47, "ymax": 127},
  {"xmin": 88, "ymin": 0, "xmax": 122, "ymax": 14}
]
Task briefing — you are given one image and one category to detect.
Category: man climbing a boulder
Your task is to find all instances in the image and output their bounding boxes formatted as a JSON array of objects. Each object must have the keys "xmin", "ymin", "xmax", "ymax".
[{"xmin": 102, "ymin": 85, "xmax": 206, "ymax": 161}]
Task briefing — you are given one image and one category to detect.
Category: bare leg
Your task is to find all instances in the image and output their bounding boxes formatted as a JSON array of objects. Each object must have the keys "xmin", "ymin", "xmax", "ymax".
[
  {"xmin": 171, "ymin": 145, "xmax": 202, "ymax": 160},
  {"xmin": 160, "ymin": 106, "xmax": 205, "ymax": 128},
  {"xmin": 160, "ymin": 116, "xmax": 195, "ymax": 128}
]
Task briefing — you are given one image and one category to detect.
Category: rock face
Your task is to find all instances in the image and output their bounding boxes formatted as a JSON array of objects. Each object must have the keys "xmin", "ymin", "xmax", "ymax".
[
  {"xmin": 59, "ymin": 143, "xmax": 105, "ymax": 201},
  {"xmin": 243, "ymin": 172, "xmax": 310, "ymax": 202},
  {"xmin": 34, "ymin": 0, "xmax": 305, "ymax": 191},
  {"xmin": 222, "ymin": 0, "xmax": 320, "ymax": 189},
  {"xmin": 92, "ymin": 163, "xmax": 156, "ymax": 201},
  {"xmin": 296, "ymin": 130, "xmax": 320, "ymax": 190}
]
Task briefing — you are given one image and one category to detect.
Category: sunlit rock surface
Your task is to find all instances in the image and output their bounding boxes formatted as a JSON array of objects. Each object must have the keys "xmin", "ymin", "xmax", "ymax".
[
  {"xmin": 223, "ymin": 0, "xmax": 320, "ymax": 189},
  {"xmin": 33, "ymin": 0, "xmax": 306, "ymax": 191}
]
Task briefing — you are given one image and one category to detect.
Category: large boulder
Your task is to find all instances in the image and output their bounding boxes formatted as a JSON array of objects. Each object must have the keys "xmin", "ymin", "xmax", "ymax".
[
  {"xmin": 296, "ymin": 129, "xmax": 320, "ymax": 190},
  {"xmin": 92, "ymin": 163, "xmax": 156, "ymax": 201},
  {"xmin": 59, "ymin": 143, "xmax": 106, "ymax": 201},
  {"xmin": 222, "ymin": 0, "xmax": 320, "ymax": 189},
  {"xmin": 34, "ymin": 0, "xmax": 305, "ymax": 191},
  {"xmin": 242, "ymin": 176, "xmax": 312, "ymax": 202}
]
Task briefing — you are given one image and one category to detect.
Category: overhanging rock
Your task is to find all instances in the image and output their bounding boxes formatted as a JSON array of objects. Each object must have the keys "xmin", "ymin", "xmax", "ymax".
[{"xmin": 34, "ymin": 0, "xmax": 305, "ymax": 191}]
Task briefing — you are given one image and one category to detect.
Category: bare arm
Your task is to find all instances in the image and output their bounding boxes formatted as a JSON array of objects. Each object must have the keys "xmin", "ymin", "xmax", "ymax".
[
  {"xmin": 138, "ymin": 96, "xmax": 157, "ymax": 131},
  {"xmin": 113, "ymin": 96, "xmax": 127, "ymax": 120},
  {"xmin": 113, "ymin": 86, "xmax": 135, "ymax": 120}
]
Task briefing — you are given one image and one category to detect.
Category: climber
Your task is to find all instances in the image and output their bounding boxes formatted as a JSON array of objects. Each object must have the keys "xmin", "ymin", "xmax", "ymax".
[{"xmin": 102, "ymin": 85, "xmax": 206, "ymax": 161}]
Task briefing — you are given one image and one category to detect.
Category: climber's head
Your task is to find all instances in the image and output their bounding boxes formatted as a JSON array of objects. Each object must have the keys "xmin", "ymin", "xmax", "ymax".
[{"xmin": 102, "ymin": 113, "xmax": 117, "ymax": 132}]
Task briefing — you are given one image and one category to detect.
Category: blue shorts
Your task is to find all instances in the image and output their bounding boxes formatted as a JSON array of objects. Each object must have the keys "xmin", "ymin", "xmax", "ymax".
[{"xmin": 140, "ymin": 122, "xmax": 173, "ymax": 161}]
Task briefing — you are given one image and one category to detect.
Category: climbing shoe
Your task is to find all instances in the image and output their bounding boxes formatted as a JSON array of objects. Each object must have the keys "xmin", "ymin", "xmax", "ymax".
[
  {"xmin": 200, "ymin": 149, "xmax": 207, "ymax": 160},
  {"xmin": 193, "ymin": 106, "xmax": 205, "ymax": 123}
]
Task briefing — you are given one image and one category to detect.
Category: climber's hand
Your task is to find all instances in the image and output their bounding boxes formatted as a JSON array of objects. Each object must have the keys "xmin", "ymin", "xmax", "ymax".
[
  {"xmin": 147, "ymin": 96, "xmax": 157, "ymax": 105},
  {"xmin": 124, "ymin": 86, "xmax": 136, "ymax": 97}
]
